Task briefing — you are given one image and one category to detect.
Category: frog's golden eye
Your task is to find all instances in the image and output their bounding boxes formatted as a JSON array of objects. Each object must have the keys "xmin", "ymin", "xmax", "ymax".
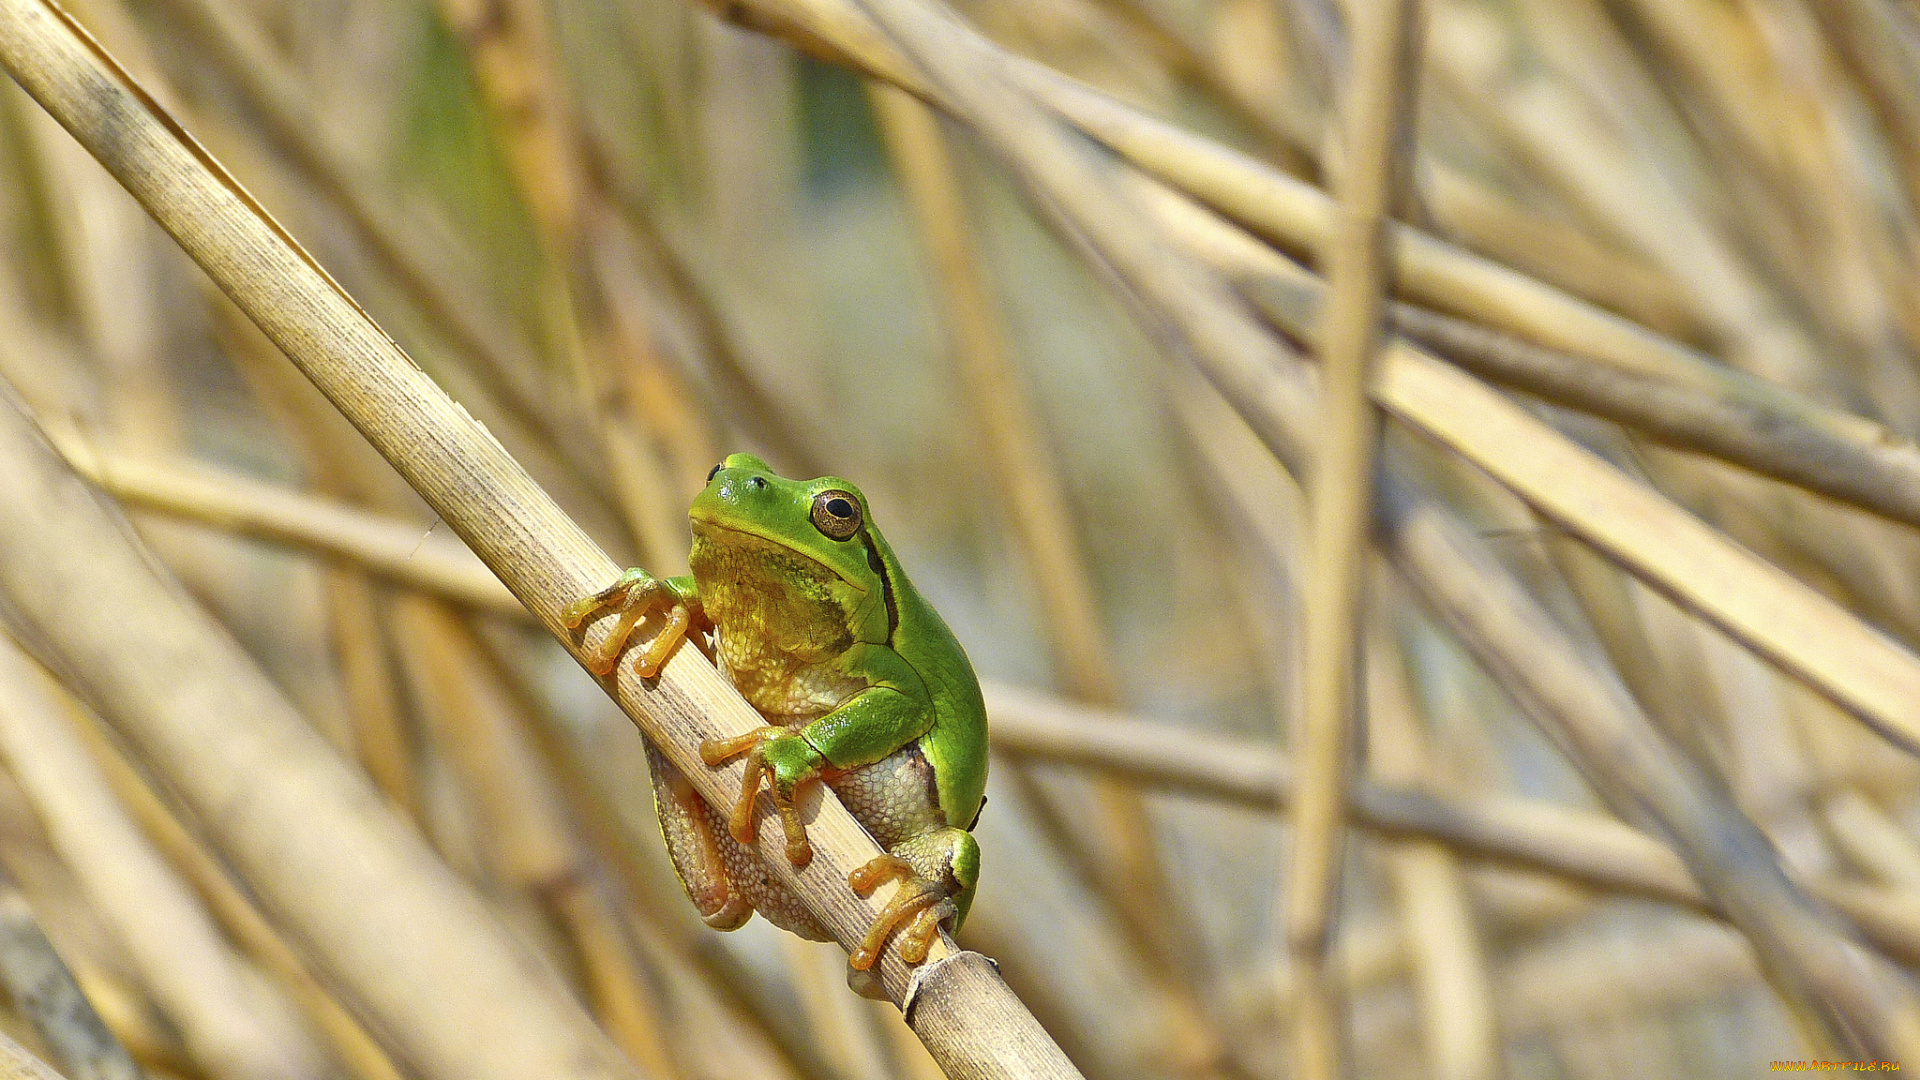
[
  {"xmin": 810, "ymin": 490, "xmax": 862, "ymax": 541},
  {"xmin": 707, "ymin": 462, "xmax": 725, "ymax": 483}
]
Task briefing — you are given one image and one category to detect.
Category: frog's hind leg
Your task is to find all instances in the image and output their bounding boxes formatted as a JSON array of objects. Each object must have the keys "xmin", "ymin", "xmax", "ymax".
[
  {"xmin": 646, "ymin": 741, "xmax": 752, "ymax": 930},
  {"xmin": 646, "ymin": 742, "xmax": 831, "ymax": 941},
  {"xmin": 847, "ymin": 826, "xmax": 979, "ymax": 970}
]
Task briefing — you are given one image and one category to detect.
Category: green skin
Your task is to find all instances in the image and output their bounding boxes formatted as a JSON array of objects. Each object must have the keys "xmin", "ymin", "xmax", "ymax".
[{"xmin": 573, "ymin": 454, "xmax": 987, "ymax": 966}]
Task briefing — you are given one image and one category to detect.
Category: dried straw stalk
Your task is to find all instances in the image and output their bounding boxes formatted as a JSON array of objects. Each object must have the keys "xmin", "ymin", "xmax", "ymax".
[
  {"xmin": 0, "ymin": 3, "xmax": 1076, "ymax": 1077},
  {"xmin": 1286, "ymin": 2, "xmax": 1420, "ymax": 1076}
]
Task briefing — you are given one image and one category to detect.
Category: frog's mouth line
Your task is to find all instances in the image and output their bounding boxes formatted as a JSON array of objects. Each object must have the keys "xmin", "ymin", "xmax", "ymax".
[{"xmin": 688, "ymin": 517, "xmax": 870, "ymax": 597}]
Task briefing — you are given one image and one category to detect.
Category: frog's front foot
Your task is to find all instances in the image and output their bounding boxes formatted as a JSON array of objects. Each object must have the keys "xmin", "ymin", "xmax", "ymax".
[
  {"xmin": 563, "ymin": 568, "xmax": 691, "ymax": 677},
  {"xmin": 701, "ymin": 727, "xmax": 824, "ymax": 867},
  {"xmin": 847, "ymin": 855, "xmax": 957, "ymax": 970}
]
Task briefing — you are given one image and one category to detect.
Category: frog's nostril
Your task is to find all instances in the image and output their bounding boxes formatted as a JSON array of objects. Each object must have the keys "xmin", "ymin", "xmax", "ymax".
[{"xmin": 750, "ymin": 476, "xmax": 768, "ymax": 490}]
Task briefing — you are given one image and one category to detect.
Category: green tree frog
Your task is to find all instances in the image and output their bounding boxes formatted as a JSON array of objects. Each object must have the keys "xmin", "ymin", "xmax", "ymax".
[{"xmin": 562, "ymin": 454, "xmax": 987, "ymax": 979}]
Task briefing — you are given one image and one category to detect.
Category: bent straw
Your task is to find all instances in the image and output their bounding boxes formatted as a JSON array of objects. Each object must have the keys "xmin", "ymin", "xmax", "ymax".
[{"xmin": 0, "ymin": 3, "xmax": 1077, "ymax": 1077}]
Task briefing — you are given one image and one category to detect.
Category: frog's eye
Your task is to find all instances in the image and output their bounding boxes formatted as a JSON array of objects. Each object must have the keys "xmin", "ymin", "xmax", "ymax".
[
  {"xmin": 810, "ymin": 490, "xmax": 862, "ymax": 541},
  {"xmin": 707, "ymin": 462, "xmax": 725, "ymax": 483}
]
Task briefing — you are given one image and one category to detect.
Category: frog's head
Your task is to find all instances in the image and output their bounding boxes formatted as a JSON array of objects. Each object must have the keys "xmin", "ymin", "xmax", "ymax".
[{"xmin": 690, "ymin": 453, "xmax": 892, "ymax": 639}]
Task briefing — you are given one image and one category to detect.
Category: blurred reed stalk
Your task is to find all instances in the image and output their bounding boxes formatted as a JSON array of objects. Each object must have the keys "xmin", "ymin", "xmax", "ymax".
[{"xmin": 1284, "ymin": 3, "xmax": 1418, "ymax": 1077}]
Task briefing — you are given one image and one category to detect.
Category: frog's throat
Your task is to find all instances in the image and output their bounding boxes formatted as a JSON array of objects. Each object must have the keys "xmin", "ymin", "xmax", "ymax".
[{"xmin": 688, "ymin": 517, "xmax": 871, "ymax": 597}]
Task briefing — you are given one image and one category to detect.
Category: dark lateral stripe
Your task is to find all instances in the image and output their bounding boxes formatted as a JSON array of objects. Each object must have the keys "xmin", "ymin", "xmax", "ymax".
[{"xmin": 859, "ymin": 528, "xmax": 899, "ymax": 642}]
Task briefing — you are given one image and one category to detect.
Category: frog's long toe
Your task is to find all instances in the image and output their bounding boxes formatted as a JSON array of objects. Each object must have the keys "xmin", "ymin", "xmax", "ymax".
[
  {"xmin": 701, "ymin": 727, "xmax": 819, "ymax": 866},
  {"xmin": 564, "ymin": 569, "xmax": 691, "ymax": 677},
  {"xmin": 635, "ymin": 602, "xmax": 690, "ymax": 677},
  {"xmin": 847, "ymin": 854, "xmax": 957, "ymax": 971}
]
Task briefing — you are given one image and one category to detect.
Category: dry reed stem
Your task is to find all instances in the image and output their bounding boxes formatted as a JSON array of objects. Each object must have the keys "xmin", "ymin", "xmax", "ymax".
[
  {"xmin": 442, "ymin": 0, "xmax": 733, "ymax": 581},
  {"xmin": 993, "ymin": 681, "xmax": 1920, "ymax": 978},
  {"xmin": 65, "ymin": 713, "xmax": 407, "ymax": 1080},
  {"xmin": 51, "ymin": 970, "xmax": 186, "ymax": 1080},
  {"xmin": 0, "ymin": 310, "xmax": 640, "ymax": 1080},
  {"xmin": 1540, "ymin": 533, "xmax": 1702, "ymax": 756},
  {"xmin": 0, "ymin": 448, "xmax": 1605, "ymax": 879},
  {"xmin": 985, "ymin": 681, "xmax": 1704, "ymax": 898},
  {"xmin": 49, "ymin": 441, "xmax": 522, "ymax": 618},
  {"xmin": 784, "ymin": 939, "xmax": 891, "ymax": 1080},
  {"xmin": 876, "ymin": 1003, "xmax": 948, "ymax": 1080},
  {"xmin": 1287, "ymin": 3, "xmax": 1418, "ymax": 1073},
  {"xmin": 1159, "ymin": 299, "xmax": 1920, "ymax": 1049},
  {"xmin": 1824, "ymin": 792, "xmax": 1920, "ymax": 892},
  {"xmin": 1417, "ymin": 169, "xmax": 1696, "ymax": 340},
  {"xmin": 0, "ymin": 5, "xmax": 1076, "ymax": 1076},
  {"xmin": 1104, "ymin": 0, "xmax": 1694, "ymax": 342},
  {"xmin": 1383, "ymin": 354, "xmax": 1920, "ymax": 753},
  {"xmin": 1493, "ymin": 919, "xmax": 1759, "ymax": 1037},
  {"xmin": 30, "ymin": 0, "xmax": 1904, "ymax": 1053},
  {"xmin": 850, "ymin": 3, "xmax": 1299, "ymax": 1072},
  {"xmin": 321, "ymin": 574, "xmax": 419, "ymax": 816},
  {"xmin": 1379, "ymin": 304, "xmax": 1920, "ymax": 531},
  {"xmin": 394, "ymin": 598, "xmax": 580, "ymax": 892},
  {"xmin": 15, "ymin": 46, "xmax": 1904, "ymax": 1045},
  {"xmin": 0, "ymin": 881, "xmax": 145, "ymax": 1080},
  {"xmin": 984, "ymin": 763, "xmax": 1237, "ymax": 1077},
  {"xmin": 574, "ymin": 148, "xmax": 826, "ymax": 477},
  {"xmin": 1810, "ymin": 0, "xmax": 1920, "ymax": 228},
  {"xmin": 433, "ymin": 0, "xmax": 581, "ymax": 252},
  {"xmin": 1365, "ymin": 613, "xmax": 1503, "ymax": 1080},
  {"xmin": 215, "ymin": 304, "xmax": 444, "ymax": 820},
  {"xmin": 0, "ymin": 636, "xmax": 330, "ymax": 1080},
  {"xmin": 583, "ymin": 225, "xmax": 724, "ymax": 502},
  {"xmin": 811, "ymin": 0, "xmax": 1322, "ymax": 458},
  {"xmin": 870, "ymin": 81, "xmax": 1117, "ymax": 744},
  {"xmin": 0, "ymin": 61, "xmax": 639, "ymax": 1080},
  {"xmin": 0, "ymin": 1031, "xmax": 71, "ymax": 1080},
  {"xmin": 1106, "ymin": 0, "xmax": 1315, "ymax": 148}
]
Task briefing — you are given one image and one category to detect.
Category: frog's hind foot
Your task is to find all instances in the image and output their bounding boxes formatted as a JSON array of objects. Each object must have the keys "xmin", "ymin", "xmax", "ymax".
[
  {"xmin": 847, "ymin": 854, "xmax": 957, "ymax": 970},
  {"xmin": 563, "ymin": 568, "xmax": 691, "ymax": 677}
]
